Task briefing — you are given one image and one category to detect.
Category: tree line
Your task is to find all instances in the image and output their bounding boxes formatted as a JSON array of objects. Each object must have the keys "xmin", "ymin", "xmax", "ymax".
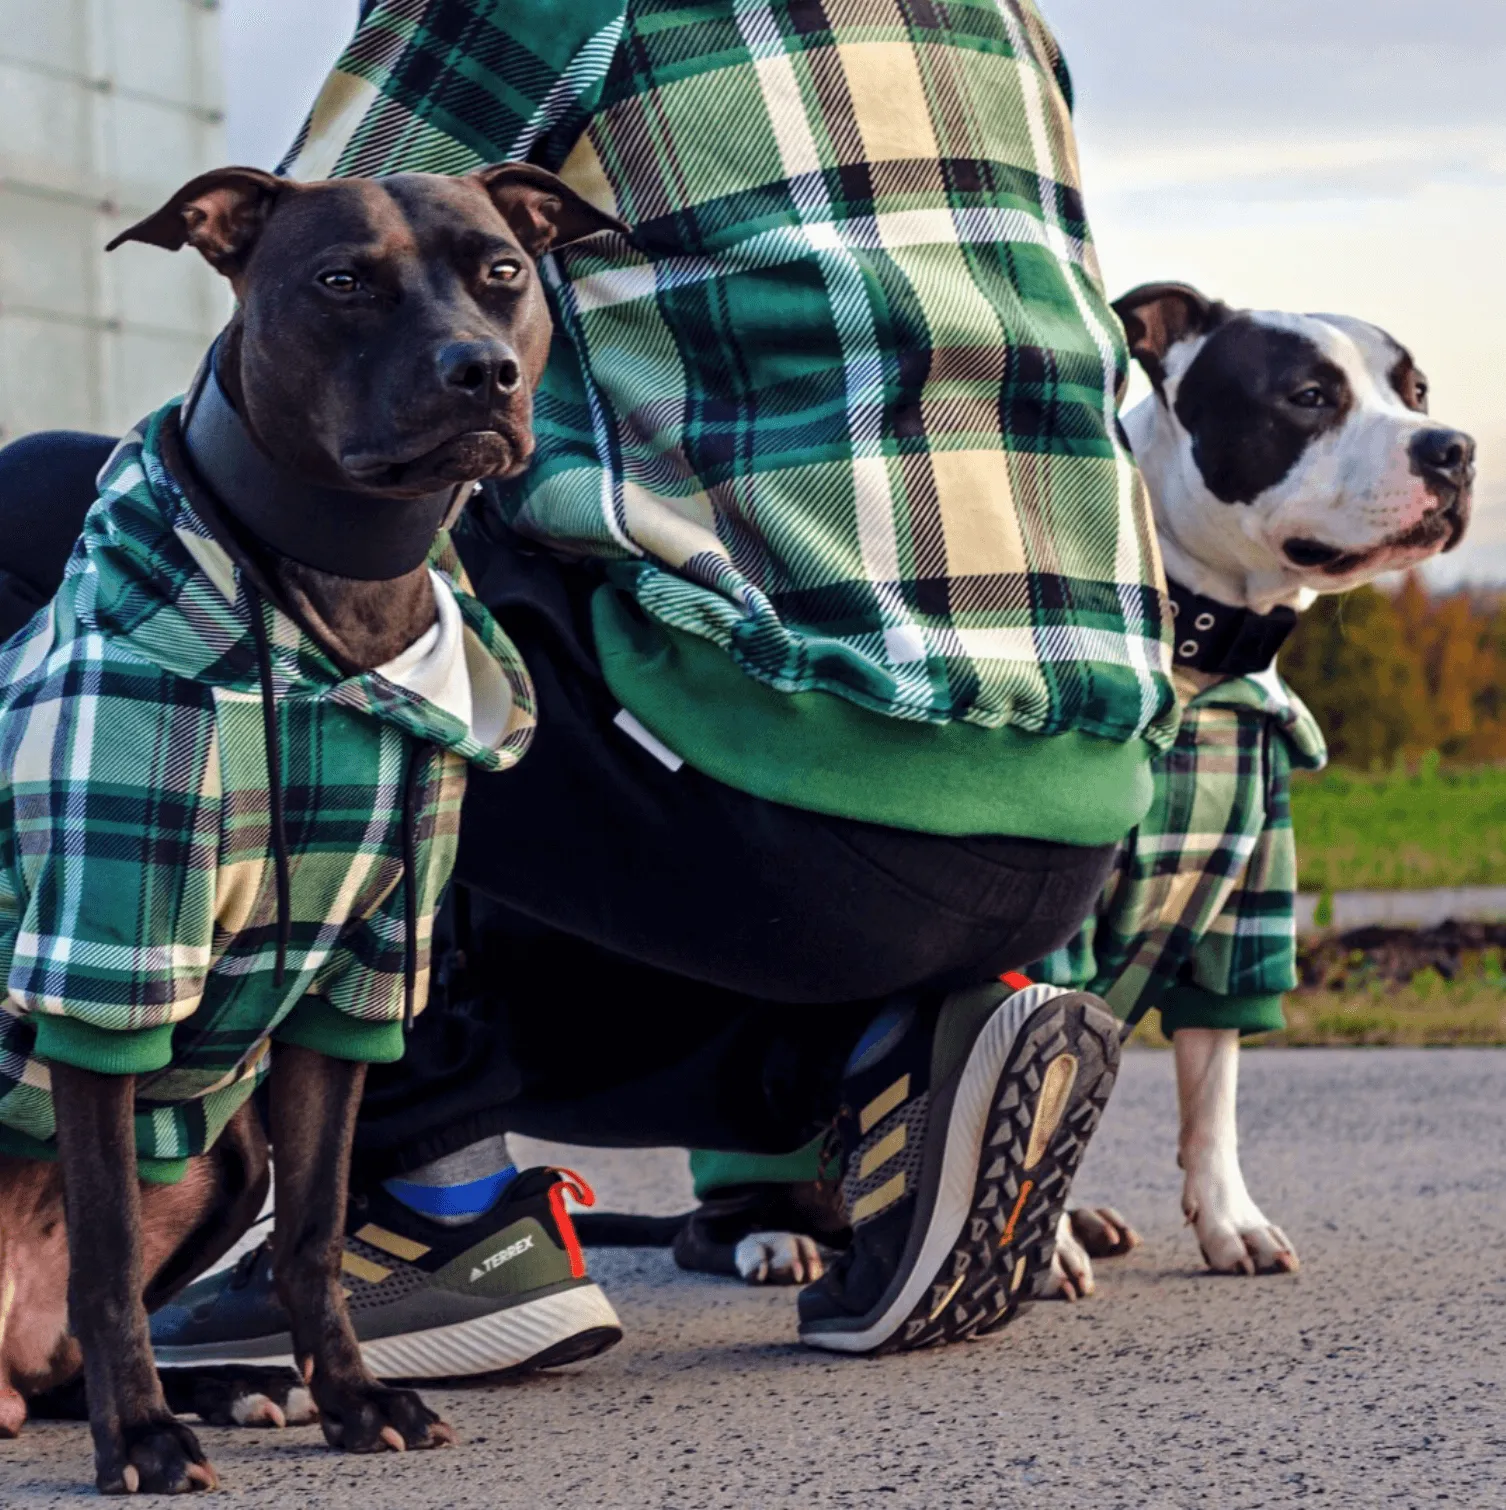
[{"xmin": 1281, "ymin": 577, "xmax": 1506, "ymax": 769}]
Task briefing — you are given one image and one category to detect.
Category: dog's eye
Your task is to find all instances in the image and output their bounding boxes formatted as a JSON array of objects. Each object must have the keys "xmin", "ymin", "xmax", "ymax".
[
  {"xmin": 488, "ymin": 259, "xmax": 523, "ymax": 283},
  {"xmin": 1413, "ymin": 379, "xmax": 1429, "ymax": 409},
  {"xmin": 1289, "ymin": 385, "xmax": 1328, "ymax": 408},
  {"xmin": 318, "ymin": 270, "xmax": 361, "ymax": 294}
]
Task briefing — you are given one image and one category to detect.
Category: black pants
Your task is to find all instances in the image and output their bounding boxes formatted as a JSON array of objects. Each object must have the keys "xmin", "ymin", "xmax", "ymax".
[{"xmin": 0, "ymin": 433, "xmax": 1115, "ymax": 1183}]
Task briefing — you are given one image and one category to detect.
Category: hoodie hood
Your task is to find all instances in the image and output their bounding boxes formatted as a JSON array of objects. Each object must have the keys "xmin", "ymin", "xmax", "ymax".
[{"xmin": 76, "ymin": 401, "xmax": 536, "ymax": 774}]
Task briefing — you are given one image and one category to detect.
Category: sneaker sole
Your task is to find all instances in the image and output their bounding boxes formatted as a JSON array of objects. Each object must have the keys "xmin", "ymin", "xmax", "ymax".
[
  {"xmin": 799, "ymin": 986, "xmax": 1119, "ymax": 1355},
  {"xmin": 155, "ymin": 1282, "xmax": 623, "ymax": 1380}
]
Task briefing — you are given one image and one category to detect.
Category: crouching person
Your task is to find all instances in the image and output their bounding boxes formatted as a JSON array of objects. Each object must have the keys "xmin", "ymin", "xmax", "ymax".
[{"xmin": 2, "ymin": 0, "xmax": 1179, "ymax": 1375}]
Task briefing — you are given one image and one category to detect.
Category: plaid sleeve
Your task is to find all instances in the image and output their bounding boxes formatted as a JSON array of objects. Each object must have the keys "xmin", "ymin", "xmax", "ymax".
[
  {"xmin": 277, "ymin": 748, "xmax": 467, "ymax": 1065},
  {"xmin": 1175, "ymin": 726, "xmax": 1299, "ymax": 1006},
  {"xmin": 6, "ymin": 653, "xmax": 221, "ymax": 1075},
  {"xmin": 1050, "ymin": 702, "xmax": 1283, "ymax": 1027},
  {"xmin": 277, "ymin": 879, "xmax": 419, "ymax": 1067},
  {"xmin": 279, "ymin": 0, "xmax": 627, "ymax": 181}
]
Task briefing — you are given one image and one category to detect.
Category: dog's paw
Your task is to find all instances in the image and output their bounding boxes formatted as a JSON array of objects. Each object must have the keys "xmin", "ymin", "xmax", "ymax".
[
  {"xmin": 1068, "ymin": 1205, "xmax": 1141, "ymax": 1259},
  {"xmin": 1037, "ymin": 1211, "xmax": 1094, "ymax": 1300},
  {"xmin": 733, "ymin": 1230, "xmax": 824, "ymax": 1285},
  {"xmin": 161, "ymin": 1364, "xmax": 318, "ymax": 1429},
  {"xmin": 0, "ymin": 1385, "xmax": 26, "ymax": 1439},
  {"xmin": 229, "ymin": 1383, "xmax": 317, "ymax": 1429},
  {"xmin": 316, "ymin": 1381, "xmax": 455, "ymax": 1454},
  {"xmin": 96, "ymin": 1416, "xmax": 217, "ymax": 1495},
  {"xmin": 1183, "ymin": 1173, "xmax": 1299, "ymax": 1275}
]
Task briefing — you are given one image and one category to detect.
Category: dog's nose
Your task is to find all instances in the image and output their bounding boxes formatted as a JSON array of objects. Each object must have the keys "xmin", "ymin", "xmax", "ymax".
[
  {"xmin": 436, "ymin": 340, "xmax": 522, "ymax": 397},
  {"xmin": 1409, "ymin": 427, "xmax": 1476, "ymax": 492}
]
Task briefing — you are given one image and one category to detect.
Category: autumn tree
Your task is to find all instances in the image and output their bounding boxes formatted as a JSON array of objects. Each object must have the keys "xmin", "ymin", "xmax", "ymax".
[{"xmin": 1280, "ymin": 577, "xmax": 1506, "ymax": 768}]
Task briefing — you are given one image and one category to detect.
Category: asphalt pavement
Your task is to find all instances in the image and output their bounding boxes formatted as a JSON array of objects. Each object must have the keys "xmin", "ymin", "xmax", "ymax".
[{"xmin": 4, "ymin": 1047, "xmax": 1504, "ymax": 1508}]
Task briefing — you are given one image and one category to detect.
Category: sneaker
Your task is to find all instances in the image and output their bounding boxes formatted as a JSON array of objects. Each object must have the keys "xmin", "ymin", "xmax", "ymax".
[
  {"xmin": 151, "ymin": 1167, "xmax": 623, "ymax": 1379},
  {"xmin": 797, "ymin": 981, "xmax": 1120, "ymax": 1355}
]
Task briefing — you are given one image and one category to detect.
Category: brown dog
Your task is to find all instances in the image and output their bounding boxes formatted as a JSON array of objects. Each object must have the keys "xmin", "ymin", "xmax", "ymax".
[{"xmin": 0, "ymin": 161, "xmax": 620, "ymax": 1492}]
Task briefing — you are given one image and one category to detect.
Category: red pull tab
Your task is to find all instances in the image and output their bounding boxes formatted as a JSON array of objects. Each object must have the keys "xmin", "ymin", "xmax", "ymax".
[
  {"xmin": 551, "ymin": 1167, "xmax": 596, "ymax": 1207},
  {"xmin": 999, "ymin": 971, "xmax": 1034, "ymax": 993},
  {"xmin": 546, "ymin": 1168, "xmax": 595, "ymax": 1278}
]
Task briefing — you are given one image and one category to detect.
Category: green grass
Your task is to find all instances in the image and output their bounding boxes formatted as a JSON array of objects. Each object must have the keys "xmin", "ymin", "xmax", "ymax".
[{"xmin": 1291, "ymin": 760, "xmax": 1506, "ymax": 891}]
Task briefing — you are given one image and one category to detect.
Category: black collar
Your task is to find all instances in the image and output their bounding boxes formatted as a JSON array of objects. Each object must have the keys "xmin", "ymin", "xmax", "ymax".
[
  {"xmin": 180, "ymin": 350, "xmax": 460, "ymax": 581},
  {"xmin": 1166, "ymin": 579, "xmax": 1297, "ymax": 675}
]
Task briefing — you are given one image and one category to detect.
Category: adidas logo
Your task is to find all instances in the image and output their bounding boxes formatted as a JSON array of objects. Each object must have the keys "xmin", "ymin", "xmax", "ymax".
[{"xmin": 469, "ymin": 1233, "xmax": 534, "ymax": 1282}]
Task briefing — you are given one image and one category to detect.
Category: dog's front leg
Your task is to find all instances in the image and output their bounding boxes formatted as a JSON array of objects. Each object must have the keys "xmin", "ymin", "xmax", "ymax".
[
  {"xmin": 268, "ymin": 1043, "xmax": 454, "ymax": 1453},
  {"xmin": 1175, "ymin": 1028, "xmax": 1299, "ymax": 1274},
  {"xmin": 51, "ymin": 1064, "xmax": 218, "ymax": 1494}
]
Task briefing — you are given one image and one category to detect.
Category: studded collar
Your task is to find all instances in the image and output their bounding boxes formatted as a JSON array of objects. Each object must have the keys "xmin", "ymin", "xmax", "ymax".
[{"xmin": 1166, "ymin": 579, "xmax": 1298, "ymax": 676}]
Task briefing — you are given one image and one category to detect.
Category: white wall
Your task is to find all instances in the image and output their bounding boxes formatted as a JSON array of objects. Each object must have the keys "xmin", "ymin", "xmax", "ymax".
[{"xmin": 0, "ymin": 0, "xmax": 231, "ymax": 442}]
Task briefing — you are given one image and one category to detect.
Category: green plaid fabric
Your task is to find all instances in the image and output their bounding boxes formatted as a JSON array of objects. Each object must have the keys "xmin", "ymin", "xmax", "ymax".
[
  {"xmin": 0, "ymin": 403, "xmax": 534, "ymax": 1179},
  {"xmin": 1035, "ymin": 671, "xmax": 1327, "ymax": 1027},
  {"xmin": 286, "ymin": 0, "xmax": 1176, "ymax": 746}
]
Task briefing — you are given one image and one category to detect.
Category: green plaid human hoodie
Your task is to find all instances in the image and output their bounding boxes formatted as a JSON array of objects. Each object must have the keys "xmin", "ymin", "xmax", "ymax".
[
  {"xmin": 0, "ymin": 403, "xmax": 535, "ymax": 1181},
  {"xmin": 1035, "ymin": 671, "xmax": 1327, "ymax": 1035},
  {"xmin": 283, "ymin": 0, "xmax": 1176, "ymax": 753}
]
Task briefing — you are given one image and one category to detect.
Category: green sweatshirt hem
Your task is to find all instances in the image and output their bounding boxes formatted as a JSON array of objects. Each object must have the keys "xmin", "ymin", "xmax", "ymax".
[
  {"xmin": 690, "ymin": 1136, "xmax": 832, "ymax": 1199},
  {"xmin": 593, "ymin": 588, "xmax": 1154, "ymax": 844},
  {"xmin": 32, "ymin": 1016, "xmax": 176, "ymax": 1075},
  {"xmin": 273, "ymin": 996, "xmax": 407, "ymax": 1064},
  {"xmin": 0, "ymin": 1126, "xmax": 189, "ymax": 1184},
  {"xmin": 1158, "ymin": 987, "xmax": 1287, "ymax": 1037}
]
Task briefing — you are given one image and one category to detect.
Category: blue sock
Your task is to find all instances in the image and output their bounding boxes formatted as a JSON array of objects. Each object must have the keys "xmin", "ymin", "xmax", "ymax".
[{"xmin": 383, "ymin": 1136, "xmax": 517, "ymax": 1227}]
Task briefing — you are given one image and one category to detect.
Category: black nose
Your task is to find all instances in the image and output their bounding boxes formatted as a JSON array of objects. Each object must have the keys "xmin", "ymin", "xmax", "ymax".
[
  {"xmin": 1409, "ymin": 427, "xmax": 1475, "ymax": 492},
  {"xmin": 436, "ymin": 340, "xmax": 522, "ymax": 397}
]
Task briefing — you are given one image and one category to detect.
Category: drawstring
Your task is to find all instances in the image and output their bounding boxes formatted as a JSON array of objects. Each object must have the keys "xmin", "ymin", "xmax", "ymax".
[
  {"xmin": 400, "ymin": 743, "xmax": 431, "ymax": 1034},
  {"xmin": 245, "ymin": 581, "xmax": 291, "ymax": 987},
  {"xmin": 244, "ymin": 578, "xmax": 430, "ymax": 1027}
]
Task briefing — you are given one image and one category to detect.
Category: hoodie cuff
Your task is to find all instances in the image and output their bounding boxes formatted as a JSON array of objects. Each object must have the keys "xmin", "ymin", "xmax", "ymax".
[
  {"xmin": 274, "ymin": 995, "xmax": 407, "ymax": 1064},
  {"xmin": 32, "ymin": 1015, "xmax": 176, "ymax": 1075},
  {"xmin": 1158, "ymin": 986, "xmax": 1287, "ymax": 1037},
  {"xmin": 690, "ymin": 1137, "xmax": 831, "ymax": 1199}
]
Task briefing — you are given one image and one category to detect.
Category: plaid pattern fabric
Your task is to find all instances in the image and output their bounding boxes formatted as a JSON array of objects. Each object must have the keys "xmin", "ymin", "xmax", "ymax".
[
  {"xmin": 285, "ymin": 0, "xmax": 1177, "ymax": 746},
  {"xmin": 1035, "ymin": 671, "xmax": 1327, "ymax": 1025},
  {"xmin": 0, "ymin": 403, "xmax": 534, "ymax": 1172}
]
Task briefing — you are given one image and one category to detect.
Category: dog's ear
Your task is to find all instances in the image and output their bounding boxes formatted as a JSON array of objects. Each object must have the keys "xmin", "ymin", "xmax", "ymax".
[
  {"xmin": 106, "ymin": 167, "xmax": 289, "ymax": 276},
  {"xmin": 1113, "ymin": 283, "xmax": 1228, "ymax": 392},
  {"xmin": 472, "ymin": 163, "xmax": 629, "ymax": 257}
]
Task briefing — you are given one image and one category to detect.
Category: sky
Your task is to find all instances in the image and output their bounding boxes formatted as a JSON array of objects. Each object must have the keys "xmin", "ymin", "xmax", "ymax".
[{"xmin": 221, "ymin": 0, "xmax": 1506, "ymax": 586}]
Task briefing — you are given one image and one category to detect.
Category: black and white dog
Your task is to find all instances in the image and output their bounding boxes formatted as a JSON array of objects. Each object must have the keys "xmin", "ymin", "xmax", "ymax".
[
  {"xmin": 1041, "ymin": 283, "xmax": 1473, "ymax": 1294},
  {"xmin": 720, "ymin": 284, "xmax": 1475, "ymax": 1295}
]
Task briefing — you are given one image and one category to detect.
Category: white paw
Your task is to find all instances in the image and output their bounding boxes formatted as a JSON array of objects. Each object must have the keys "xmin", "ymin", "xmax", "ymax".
[
  {"xmin": 281, "ymin": 1386, "xmax": 318, "ymax": 1425},
  {"xmin": 229, "ymin": 1392, "xmax": 286, "ymax": 1429},
  {"xmin": 1183, "ymin": 1170, "xmax": 1299, "ymax": 1275},
  {"xmin": 1039, "ymin": 1211, "xmax": 1094, "ymax": 1300},
  {"xmin": 733, "ymin": 1230, "xmax": 825, "ymax": 1285}
]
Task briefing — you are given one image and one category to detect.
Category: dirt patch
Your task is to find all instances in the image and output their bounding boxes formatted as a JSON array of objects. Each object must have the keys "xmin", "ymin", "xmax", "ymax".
[{"xmin": 1299, "ymin": 920, "xmax": 1506, "ymax": 990}]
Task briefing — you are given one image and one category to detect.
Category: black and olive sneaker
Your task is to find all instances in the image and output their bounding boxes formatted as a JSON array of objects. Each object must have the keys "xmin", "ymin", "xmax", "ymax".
[
  {"xmin": 797, "ymin": 980, "xmax": 1120, "ymax": 1355},
  {"xmin": 151, "ymin": 1167, "xmax": 622, "ymax": 1379}
]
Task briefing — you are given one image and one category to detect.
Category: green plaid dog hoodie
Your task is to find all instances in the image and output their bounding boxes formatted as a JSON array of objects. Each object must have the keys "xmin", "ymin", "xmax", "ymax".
[
  {"xmin": 0, "ymin": 403, "xmax": 535, "ymax": 1181},
  {"xmin": 1036, "ymin": 670, "xmax": 1327, "ymax": 1036},
  {"xmin": 282, "ymin": 0, "xmax": 1177, "ymax": 758}
]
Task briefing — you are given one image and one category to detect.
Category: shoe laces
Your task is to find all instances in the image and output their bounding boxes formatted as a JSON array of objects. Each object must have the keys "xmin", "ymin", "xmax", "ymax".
[
  {"xmin": 226, "ymin": 1213, "xmax": 274, "ymax": 1290},
  {"xmin": 228, "ymin": 1240, "xmax": 269, "ymax": 1291}
]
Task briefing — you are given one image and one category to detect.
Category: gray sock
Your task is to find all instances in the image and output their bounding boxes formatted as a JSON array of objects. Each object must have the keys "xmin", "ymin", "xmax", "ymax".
[{"xmin": 383, "ymin": 1135, "xmax": 517, "ymax": 1228}]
